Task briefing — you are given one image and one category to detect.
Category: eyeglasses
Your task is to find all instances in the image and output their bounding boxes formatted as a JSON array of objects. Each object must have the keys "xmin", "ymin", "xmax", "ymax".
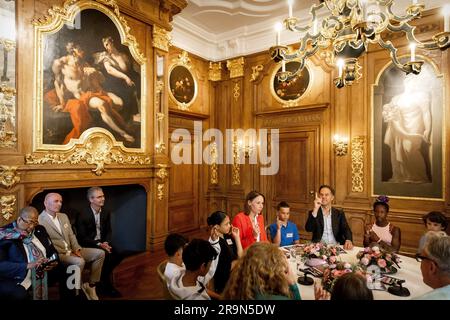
[
  {"xmin": 20, "ymin": 217, "xmax": 39, "ymax": 226},
  {"xmin": 415, "ymin": 253, "xmax": 436, "ymax": 264}
]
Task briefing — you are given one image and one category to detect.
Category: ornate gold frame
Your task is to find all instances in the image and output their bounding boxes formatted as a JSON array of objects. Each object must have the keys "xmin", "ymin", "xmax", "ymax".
[
  {"xmin": 168, "ymin": 51, "xmax": 198, "ymax": 110},
  {"xmin": 370, "ymin": 55, "xmax": 446, "ymax": 201},
  {"xmin": 31, "ymin": 0, "xmax": 147, "ymax": 155},
  {"xmin": 269, "ymin": 60, "xmax": 313, "ymax": 107}
]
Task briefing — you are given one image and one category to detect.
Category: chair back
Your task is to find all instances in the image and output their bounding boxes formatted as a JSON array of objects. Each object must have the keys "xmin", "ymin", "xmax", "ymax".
[{"xmin": 156, "ymin": 260, "xmax": 179, "ymax": 300}]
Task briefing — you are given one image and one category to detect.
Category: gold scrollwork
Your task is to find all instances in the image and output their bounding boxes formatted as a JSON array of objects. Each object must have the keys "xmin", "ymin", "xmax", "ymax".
[
  {"xmin": 0, "ymin": 166, "xmax": 20, "ymax": 189},
  {"xmin": 351, "ymin": 136, "xmax": 365, "ymax": 193},
  {"xmin": 172, "ymin": 50, "xmax": 192, "ymax": 69},
  {"xmin": 208, "ymin": 62, "xmax": 222, "ymax": 81},
  {"xmin": 156, "ymin": 164, "xmax": 168, "ymax": 200},
  {"xmin": 233, "ymin": 82, "xmax": 240, "ymax": 101},
  {"xmin": 250, "ymin": 65, "xmax": 264, "ymax": 82},
  {"xmin": 152, "ymin": 25, "xmax": 172, "ymax": 52},
  {"xmin": 1, "ymin": 194, "xmax": 16, "ymax": 221},
  {"xmin": 25, "ymin": 130, "xmax": 151, "ymax": 176},
  {"xmin": 227, "ymin": 57, "xmax": 245, "ymax": 79},
  {"xmin": 210, "ymin": 142, "xmax": 218, "ymax": 185},
  {"xmin": 232, "ymin": 139, "xmax": 240, "ymax": 185},
  {"xmin": 0, "ymin": 85, "xmax": 17, "ymax": 148}
]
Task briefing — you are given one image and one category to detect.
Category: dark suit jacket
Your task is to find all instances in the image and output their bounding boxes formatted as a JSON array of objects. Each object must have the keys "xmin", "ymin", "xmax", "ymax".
[
  {"xmin": 75, "ymin": 206, "xmax": 112, "ymax": 248},
  {"xmin": 305, "ymin": 207, "xmax": 353, "ymax": 245},
  {"xmin": 0, "ymin": 225, "xmax": 58, "ymax": 282}
]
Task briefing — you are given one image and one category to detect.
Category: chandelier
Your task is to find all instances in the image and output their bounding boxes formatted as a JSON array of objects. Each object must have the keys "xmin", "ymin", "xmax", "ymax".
[{"xmin": 269, "ymin": 0, "xmax": 450, "ymax": 88}]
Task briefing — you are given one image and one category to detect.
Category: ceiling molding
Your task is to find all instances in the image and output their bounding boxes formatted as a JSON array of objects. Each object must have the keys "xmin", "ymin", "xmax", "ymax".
[{"xmin": 172, "ymin": 0, "xmax": 449, "ymax": 62}]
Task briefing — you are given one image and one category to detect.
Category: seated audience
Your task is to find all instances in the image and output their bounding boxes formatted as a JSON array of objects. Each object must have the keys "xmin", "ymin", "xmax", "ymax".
[
  {"xmin": 363, "ymin": 195, "xmax": 401, "ymax": 252},
  {"xmin": 305, "ymin": 185, "xmax": 353, "ymax": 249},
  {"xmin": 314, "ymin": 272, "xmax": 373, "ymax": 300},
  {"xmin": 232, "ymin": 191, "xmax": 268, "ymax": 250},
  {"xmin": 0, "ymin": 207, "xmax": 59, "ymax": 300},
  {"xmin": 222, "ymin": 242, "xmax": 300, "ymax": 300},
  {"xmin": 168, "ymin": 238, "xmax": 219, "ymax": 300},
  {"xmin": 38, "ymin": 193, "xmax": 105, "ymax": 300},
  {"xmin": 163, "ymin": 233, "xmax": 188, "ymax": 283},
  {"xmin": 206, "ymin": 211, "xmax": 243, "ymax": 294},
  {"xmin": 415, "ymin": 231, "xmax": 450, "ymax": 300},
  {"xmin": 269, "ymin": 201, "xmax": 300, "ymax": 247},
  {"xmin": 75, "ymin": 187, "xmax": 123, "ymax": 297},
  {"xmin": 418, "ymin": 211, "xmax": 448, "ymax": 253}
]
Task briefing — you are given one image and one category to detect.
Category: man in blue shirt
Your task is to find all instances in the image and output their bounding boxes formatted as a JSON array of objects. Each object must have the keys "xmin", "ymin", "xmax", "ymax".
[{"xmin": 269, "ymin": 202, "xmax": 300, "ymax": 247}]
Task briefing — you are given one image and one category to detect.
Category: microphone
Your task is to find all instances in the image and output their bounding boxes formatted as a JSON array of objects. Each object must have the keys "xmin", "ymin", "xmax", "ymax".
[{"xmin": 297, "ymin": 269, "xmax": 314, "ymax": 286}]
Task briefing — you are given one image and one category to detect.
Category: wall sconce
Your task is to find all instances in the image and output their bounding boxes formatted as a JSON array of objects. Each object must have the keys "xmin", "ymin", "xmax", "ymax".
[
  {"xmin": 237, "ymin": 138, "xmax": 255, "ymax": 159},
  {"xmin": 333, "ymin": 134, "xmax": 349, "ymax": 156}
]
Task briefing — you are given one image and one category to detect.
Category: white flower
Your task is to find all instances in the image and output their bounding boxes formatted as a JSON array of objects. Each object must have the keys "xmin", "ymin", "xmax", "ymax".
[
  {"xmin": 344, "ymin": 263, "xmax": 351, "ymax": 269},
  {"xmin": 372, "ymin": 246, "xmax": 380, "ymax": 252},
  {"xmin": 314, "ymin": 252, "xmax": 321, "ymax": 257},
  {"xmin": 361, "ymin": 257, "xmax": 370, "ymax": 266}
]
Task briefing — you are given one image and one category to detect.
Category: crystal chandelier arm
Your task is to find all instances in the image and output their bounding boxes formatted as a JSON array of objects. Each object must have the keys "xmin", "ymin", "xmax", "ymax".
[{"xmin": 377, "ymin": 35, "xmax": 422, "ymax": 74}]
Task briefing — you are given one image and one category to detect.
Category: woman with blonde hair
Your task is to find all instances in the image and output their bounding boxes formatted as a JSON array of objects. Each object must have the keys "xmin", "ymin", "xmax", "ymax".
[{"xmin": 222, "ymin": 242, "xmax": 301, "ymax": 300}]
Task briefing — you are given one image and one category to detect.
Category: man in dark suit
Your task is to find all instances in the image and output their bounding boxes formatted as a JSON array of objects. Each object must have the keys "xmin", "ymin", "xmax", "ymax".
[
  {"xmin": 305, "ymin": 185, "xmax": 354, "ymax": 250},
  {"xmin": 75, "ymin": 187, "xmax": 123, "ymax": 297},
  {"xmin": 0, "ymin": 206, "xmax": 60, "ymax": 300}
]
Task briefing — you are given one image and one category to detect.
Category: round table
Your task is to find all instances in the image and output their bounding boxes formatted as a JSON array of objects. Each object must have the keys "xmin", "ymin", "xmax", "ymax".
[{"xmin": 286, "ymin": 246, "xmax": 433, "ymax": 300}]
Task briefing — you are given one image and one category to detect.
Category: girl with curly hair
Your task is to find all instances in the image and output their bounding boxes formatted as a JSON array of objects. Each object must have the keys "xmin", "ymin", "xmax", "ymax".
[
  {"xmin": 222, "ymin": 242, "xmax": 300, "ymax": 300},
  {"xmin": 364, "ymin": 195, "xmax": 401, "ymax": 252}
]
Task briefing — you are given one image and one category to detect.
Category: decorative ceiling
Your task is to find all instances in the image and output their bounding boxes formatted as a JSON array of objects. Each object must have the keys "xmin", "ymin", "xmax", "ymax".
[{"xmin": 172, "ymin": 0, "xmax": 448, "ymax": 61}]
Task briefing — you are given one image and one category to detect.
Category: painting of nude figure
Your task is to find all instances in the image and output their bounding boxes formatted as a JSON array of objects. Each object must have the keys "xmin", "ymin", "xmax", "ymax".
[
  {"xmin": 42, "ymin": 9, "xmax": 142, "ymax": 148},
  {"xmin": 373, "ymin": 59, "xmax": 443, "ymax": 199}
]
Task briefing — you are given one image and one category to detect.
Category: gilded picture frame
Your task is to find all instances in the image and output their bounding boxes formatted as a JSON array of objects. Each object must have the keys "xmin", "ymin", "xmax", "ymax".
[
  {"xmin": 168, "ymin": 51, "xmax": 197, "ymax": 110},
  {"xmin": 372, "ymin": 56, "xmax": 445, "ymax": 200},
  {"xmin": 32, "ymin": 0, "xmax": 147, "ymax": 153},
  {"xmin": 270, "ymin": 60, "xmax": 312, "ymax": 107}
]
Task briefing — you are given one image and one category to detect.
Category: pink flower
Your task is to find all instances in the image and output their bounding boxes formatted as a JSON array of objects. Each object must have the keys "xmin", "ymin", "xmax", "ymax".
[
  {"xmin": 322, "ymin": 255, "xmax": 328, "ymax": 260},
  {"xmin": 361, "ymin": 257, "xmax": 370, "ymax": 266},
  {"xmin": 329, "ymin": 256, "xmax": 337, "ymax": 263},
  {"xmin": 377, "ymin": 259, "xmax": 387, "ymax": 268}
]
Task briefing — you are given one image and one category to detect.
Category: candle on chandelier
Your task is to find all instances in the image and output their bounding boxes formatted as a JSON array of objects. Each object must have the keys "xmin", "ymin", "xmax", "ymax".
[
  {"xmin": 313, "ymin": 19, "xmax": 318, "ymax": 35},
  {"xmin": 275, "ymin": 22, "xmax": 282, "ymax": 45},
  {"xmin": 282, "ymin": 60, "xmax": 286, "ymax": 72},
  {"xmin": 444, "ymin": 4, "xmax": 450, "ymax": 32},
  {"xmin": 360, "ymin": 0, "xmax": 367, "ymax": 20},
  {"xmin": 337, "ymin": 59, "xmax": 344, "ymax": 78},
  {"xmin": 412, "ymin": 0, "xmax": 418, "ymax": 4},
  {"xmin": 409, "ymin": 43, "xmax": 416, "ymax": 62},
  {"xmin": 288, "ymin": 0, "xmax": 294, "ymax": 18}
]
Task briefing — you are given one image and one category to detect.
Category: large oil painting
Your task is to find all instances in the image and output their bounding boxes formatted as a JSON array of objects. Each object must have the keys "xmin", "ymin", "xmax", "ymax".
[
  {"xmin": 373, "ymin": 59, "xmax": 444, "ymax": 199},
  {"xmin": 39, "ymin": 7, "xmax": 144, "ymax": 149}
]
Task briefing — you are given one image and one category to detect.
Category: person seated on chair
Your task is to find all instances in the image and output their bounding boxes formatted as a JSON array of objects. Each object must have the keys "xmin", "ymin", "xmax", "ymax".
[
  {"xmin": 168, "ymin": 238, "xmax": 219, "ymax": 300},
  {"xmin": 418, "ymin": 211, "xmax": 448, "ymax": 253},
  {"xmin": 414, "ymin": 231, "xmax": 450, "ymax": 300},
  {"xmin": 0, "ymin": 206, "xmax": 59, "ymax": 300},
  {"xmin": 269, "ymin": 201, "xmax": 300, "ymax": 247},
  {"xmin": 314, "ymin": 272, "xmax": 374, "ymax": 300},
  {"xmin": 38, "ymin": 192, "xmax": 105, "ymax": 300},
  {"xmin": 75, "ymin": 187, "xmax": 123, "ymax": 297},
  {"xmin": 163, "ymin": 233, "xmax": 188, "ymax": 283},
  {"xmin": 363, "ymin": 195, "xmax": 401, "ymax": 252},
  {"xmin": 305, "ymin": 185, "xmax": 353, "ymax": 250},
  {"xmin": 206, "ymin": 211, "xmax": 243, "ymax": 294}
]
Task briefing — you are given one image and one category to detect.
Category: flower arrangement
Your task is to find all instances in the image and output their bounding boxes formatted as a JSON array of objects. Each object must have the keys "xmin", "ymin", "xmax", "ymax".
[
  {"xmin": 301, "ymin": 242, "xmax": 341, "ymax": 266},
  {"xmin": 322, "ymin": 261, "xmax": 365, "ymax": 292},
  {"xmin": 356, "ymin": 246, "xmax": 401, "ymax": 273}
]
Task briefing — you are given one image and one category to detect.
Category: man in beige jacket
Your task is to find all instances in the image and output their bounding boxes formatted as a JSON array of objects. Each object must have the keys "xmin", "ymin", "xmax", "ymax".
[{"xmin": 38, "ymin": 193, "xmax": 105, "ymax": 300}]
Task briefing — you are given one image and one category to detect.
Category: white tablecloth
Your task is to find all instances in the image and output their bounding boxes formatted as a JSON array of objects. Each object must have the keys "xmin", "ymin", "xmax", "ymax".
[{"xmin": 287, "ymin": 246, "xmax": 433, "ymax": 300}]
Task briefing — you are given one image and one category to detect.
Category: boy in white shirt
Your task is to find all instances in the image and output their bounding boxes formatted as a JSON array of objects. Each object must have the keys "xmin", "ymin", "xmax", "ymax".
[{"xmin": 163, "ymin": 233, "xmax": 188, "ymax": 283}]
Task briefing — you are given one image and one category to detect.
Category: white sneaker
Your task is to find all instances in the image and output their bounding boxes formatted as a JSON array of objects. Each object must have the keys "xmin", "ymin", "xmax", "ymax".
[{"xmin": 82, "ymin": 283, "xmax": 99, "ymax": 300}]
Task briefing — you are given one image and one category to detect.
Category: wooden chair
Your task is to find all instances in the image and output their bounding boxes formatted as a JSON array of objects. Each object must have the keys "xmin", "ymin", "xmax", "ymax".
[{"xmin": 156, "ymin": 260, "xmax": 179, "ymax": 300}]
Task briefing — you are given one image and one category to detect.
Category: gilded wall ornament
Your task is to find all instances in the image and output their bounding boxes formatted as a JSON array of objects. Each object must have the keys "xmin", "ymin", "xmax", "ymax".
[
  {"xmin": 233, "ymin": 82, "xmax": 240, "ymax": 101},
  {"xmin": 250, "ymin": 65, "xmax": 264, "ymax": 82},
  {"xmin": 210, "ymin": 142, "xmax": 218, "ymax": 185},
  {"xmin": 208, "ymin": 62, "xmax": 222, "ymax": 81},
  {"xmin": 0, "ymin": 85, "xmax": 17, "ymax": 148},
  {"xmin": 25, "ymin": 130, "xmax": 151, "ymax": 176},
  {"xmin": 227, "ymin": 57, "xmax": 245, "ymax": 79},
  {"xmin": 232, "ymin": 139, "xmax": 241, "ymax": 185},
  {"xmin": 156, "ymin": 164, "xmax": 168, "ymax": 200},
  {"xmin": 351, "ymin": 136, "xmax": 365, "ymax": 193},
  {"xmin": 1, "ymin": 194, "xmax": 16, "ymax": 221},
  {"xmin": 0, "ymin": 166, "xmax": 20, "ymax": 189},
  {"xmin": 152, "ymin": 25, "xmax": 172, "ymax": 52}
]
